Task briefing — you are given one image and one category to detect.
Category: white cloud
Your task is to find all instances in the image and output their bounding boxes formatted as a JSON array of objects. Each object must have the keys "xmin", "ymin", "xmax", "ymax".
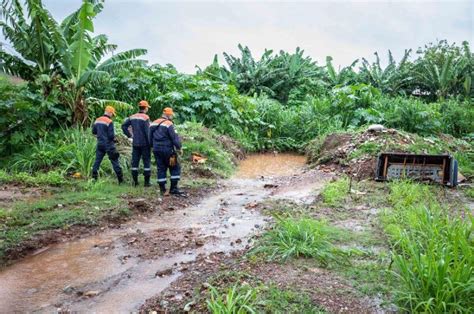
[{"xmin": 27, "ymin": 0, "xmax": 474, "ymax": 72}]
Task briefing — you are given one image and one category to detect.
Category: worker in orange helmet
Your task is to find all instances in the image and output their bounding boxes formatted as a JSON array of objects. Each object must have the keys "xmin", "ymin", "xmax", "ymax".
[
  {"xmin": 122, "ymin": 100, "xmax": 152, "ymax": 187},
  {"xmin": 149, "ymin": 107, "xmax": 185, "ymax": 196},
  {"xmin": 92, "ymin": 106, "xmax": 123, "ymax": 183}
]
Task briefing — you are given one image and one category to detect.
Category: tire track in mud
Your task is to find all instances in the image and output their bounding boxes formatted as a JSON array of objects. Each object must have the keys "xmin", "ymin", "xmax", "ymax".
[{"xmin": 0, "ymin": 154, "xmax": 330, "ymax": 313}]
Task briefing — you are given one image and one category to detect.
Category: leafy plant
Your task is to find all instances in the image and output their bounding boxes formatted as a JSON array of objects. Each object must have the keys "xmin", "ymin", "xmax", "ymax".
[
  {"xmin": 359, "ymin": 49, "xmax": 413, "ymax": 95},
  {"xmin": 413, "ymin": 40, "xmax": 473, "ymax": 101},
  {"xmin": 0, "ymin": 0, "xmax": 146, "ymax": 125}
]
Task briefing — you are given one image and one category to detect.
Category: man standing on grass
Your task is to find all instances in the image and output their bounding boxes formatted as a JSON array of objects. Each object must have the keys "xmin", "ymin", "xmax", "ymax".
[
  {"xmin": 92, "ymin": 105, "xmax": 123, "ymax": 184},
  {"xmin": 149, "ymin": 107, "xmax": 185, "ymax": 196},
  {"xmin": 122, "ymin": 100, "xmax": 152, "ymax": 187}
]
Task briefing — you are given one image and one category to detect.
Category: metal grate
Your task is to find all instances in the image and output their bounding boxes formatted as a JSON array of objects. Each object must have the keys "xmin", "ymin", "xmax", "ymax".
[{"xmin": 387, "ymin": 164, "xmax": 443, "ymax": 182}]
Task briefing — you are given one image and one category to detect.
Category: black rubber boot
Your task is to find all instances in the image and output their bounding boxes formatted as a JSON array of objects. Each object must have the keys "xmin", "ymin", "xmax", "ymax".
[
  {"xmin": 92, "ymin": 171, "xmax": 98, "ymax": 181},
  {"xmin": 144, "ymin": 175, "xmax": 151, "ymax": 187},
  {"xmin": 117, "ymin": 172, "xmax": 124, "ymax": 185},
  {"xmin": 170, "ymin": 179, "xmax": 186, "ymax": 197},
  {"xmin": 159, "ymin": 183, "xmax": 166, "ymax": 196},
  {"xmin": 132, "ymin": 172, "xmax": 139, "ymax": 187}
]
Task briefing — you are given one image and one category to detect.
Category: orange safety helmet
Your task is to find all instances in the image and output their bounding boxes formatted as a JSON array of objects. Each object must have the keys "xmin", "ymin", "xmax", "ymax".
[
  {"xmin": 138, "ymin": 100, "xmax": 151, "ymax": 108},
  {"xmin": 105, "ymin": 105, "xmax": 116, "ymax": 116},
  {"xmin": 163, "ymin": 107, "xmax": 174, "ymax": 116}
]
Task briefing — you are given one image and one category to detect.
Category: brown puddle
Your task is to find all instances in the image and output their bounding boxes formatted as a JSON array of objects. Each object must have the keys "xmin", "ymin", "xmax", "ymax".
[
  {"xmin": 235, "ymin": 153, "xmax": 307, "ymax": 178},
  {"xmin": 0, "ymin": 153, "xmax": 330, "ymax": 313}
]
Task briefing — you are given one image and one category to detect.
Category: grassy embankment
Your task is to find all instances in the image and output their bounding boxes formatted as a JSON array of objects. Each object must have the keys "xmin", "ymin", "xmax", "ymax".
[{"xmin": 0, "ymin": 122, "xmax": 239, "ymax": 265}]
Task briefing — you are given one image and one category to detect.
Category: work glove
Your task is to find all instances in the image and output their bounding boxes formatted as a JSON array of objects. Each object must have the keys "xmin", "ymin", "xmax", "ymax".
[{"xmin": 128, "ymin": 138, "xmax": 133, "ymax": 144}]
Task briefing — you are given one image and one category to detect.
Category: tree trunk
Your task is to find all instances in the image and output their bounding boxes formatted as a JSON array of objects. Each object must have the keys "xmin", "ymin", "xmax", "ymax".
[{"xmin": 72, "ymin": 90, "xmax": 88, "ymax": 127}]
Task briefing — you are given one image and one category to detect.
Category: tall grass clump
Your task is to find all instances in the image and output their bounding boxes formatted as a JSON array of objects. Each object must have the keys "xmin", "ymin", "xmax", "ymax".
[
  {"xmin": 382, "ymin": 181, "xmax": 474, "ymax": 313},
  {"xmin": 252, "ymin": 217, "xmax": 346, "ymax": 266},
  {"xmin": 206, "ymin": 284, "xmax": 257, "ymax": 314},
  {"xmin": 321, "ymin": 177, "xmax": 350, "ymax": 207},
  {"xmin": 60, "ymin": 127, "xmax": 99, "ymax": 177}
]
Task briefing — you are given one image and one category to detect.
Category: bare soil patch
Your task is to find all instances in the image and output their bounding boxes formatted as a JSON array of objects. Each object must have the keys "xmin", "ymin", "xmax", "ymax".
[
  {"xmin": 0, "ymin": 184, "xmax": 46, "ymax": 205},
  {"xmin": 140, "ymin": 251, "xmax": 377, "ymax": 313}
]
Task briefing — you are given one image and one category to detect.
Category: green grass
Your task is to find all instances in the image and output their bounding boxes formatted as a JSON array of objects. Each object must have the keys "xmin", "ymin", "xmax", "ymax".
[
  {"xmin": 204, "ymin": 271, "xmax": 324, "ymax": 314},
  {"xmin": 455, "ymin": 149, "xmax": 474, "ymax": 179},
  {"xmin": 321, "ymin": 178, "xmax": 349, "ymax": 207},
  {"xmin": 349, "ymin": 142, "xmax": 381, "ymax": 159},
  {"xmin": 0, "ymin": 169, "xmax": 67, "ymax": 186},
  {"xmin": 251, "ymin": 217, "xmax": 348, "ymax": 266},
  {"xmin": 178, "ymin": 122, "xmax": 238, "ymax": 178},
  {"xmin": 465, "ymin": 187, "xmax": 474, "ymax": 199},
  {"xmin": 207, "ymin": 284, "xmax": 257, "ymax": 314},
  {"xmin": 0, "ymin": 180, "xmax": 155, "ymax": 264},
  {"xmin": 381, "ymin": 181, "xmax": 474, "ymax": 313}
]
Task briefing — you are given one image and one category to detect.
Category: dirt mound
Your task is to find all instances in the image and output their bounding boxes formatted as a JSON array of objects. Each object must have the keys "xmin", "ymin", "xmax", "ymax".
[
  {"xmin": 306, "ymin": 128, "xmax": 470, "ymax": 180},
  {"xmin": 217, "ymin": 134, "xmax": 245, "ymax": 161}
]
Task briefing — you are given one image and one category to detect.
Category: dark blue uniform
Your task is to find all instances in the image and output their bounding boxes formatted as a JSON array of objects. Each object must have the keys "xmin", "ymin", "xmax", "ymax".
[
  {"xmin": 92, "ymin": 115, "xmax": 123, "ymax": 182},
  {"xmin": 122, "ymin": 111, "xmax": 151, "ymax": 185},
  {"xmin": 149, "ymin": 117, "xmax": 182, "ymax": 192}
]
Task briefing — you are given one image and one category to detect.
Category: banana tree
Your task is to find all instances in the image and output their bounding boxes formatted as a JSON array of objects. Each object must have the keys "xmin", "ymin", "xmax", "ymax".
[
  {"xmin": 0, "ymin": 0, "xmax": 147, "ymax": 125},
  {"xmin": 359, "ymin": 49, "xmax": 413, "ymax": 95},
  {"xmin": 324, "ymin": 56, "xmax": 358, "ymax": 87},
  {"xmin": 413, "ymin": 40, "xmax": 473, "ymax": 101}
]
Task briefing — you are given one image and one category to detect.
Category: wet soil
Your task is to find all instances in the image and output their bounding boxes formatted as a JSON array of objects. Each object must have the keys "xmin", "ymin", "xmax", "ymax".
[
  {"xmin": 0, "ymin": 187, "xmax": 206, "ymax": 266},
  {"xmin": 0, "ymin": 153, "xmax": 330, "ymax": 313},
  {"xmin": 140, "ymin": 251, "xmax": 378, "ymax": 313},
  {"xmin": 0, "ymin": 184, "xmax": 46, "ymax": 206}
]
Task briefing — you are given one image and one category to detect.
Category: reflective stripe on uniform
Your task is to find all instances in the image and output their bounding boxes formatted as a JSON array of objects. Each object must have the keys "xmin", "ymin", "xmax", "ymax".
[
  {"xmin": 143, "ymin": 168, "xmax": 151, "ymax": 171},
  {"xmin": 170, "ymin": 175, "xmax": 180, "ymax": 179},
  {"xmin": 150, "ymin": 122, "xmax": 171, "ymax": 128},
  {"xmin": 131, "ymin": 167, "xmax": 139, "ymax": 170},
  {"xmin": 157, "ymin": 178, "xmax": 167, "ymax": 182},
  {"xmin": 130, "ymin": 116, "xmax": 148, "ymax": 121},
  {"xmin": 94, "ymin": 121, "xmax": 110, "ymax": 126}
]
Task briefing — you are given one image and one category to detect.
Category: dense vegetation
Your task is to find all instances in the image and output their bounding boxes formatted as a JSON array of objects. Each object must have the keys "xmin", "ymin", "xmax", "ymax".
[
  {"xmin": 0, "ymin": 1, "xmax": 472, "ymax": 312},
  {"xmin": 1, "ymin": 0, "xmax": 472, "ymax": 170}
]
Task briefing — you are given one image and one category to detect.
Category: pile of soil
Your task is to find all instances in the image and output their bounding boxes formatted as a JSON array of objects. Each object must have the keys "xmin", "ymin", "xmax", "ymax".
[{"xmin": 306, "ymin": 128, "xmax": 466, "ymax": 180}]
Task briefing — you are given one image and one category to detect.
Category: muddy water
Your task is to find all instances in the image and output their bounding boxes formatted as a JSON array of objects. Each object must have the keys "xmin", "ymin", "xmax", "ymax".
[
  {"xmin": 0, "ymin": 153, "xmax": 326, "ymax": 313},
  {"xmin": 236, "ymin": 153, "xmax": 307, "ymax": 178}
]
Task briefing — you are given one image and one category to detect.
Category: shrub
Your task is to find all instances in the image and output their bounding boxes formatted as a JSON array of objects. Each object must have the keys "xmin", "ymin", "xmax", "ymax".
[{"xmin": 177, "ymin": 122, "xmax": 238, "ymax": 178}]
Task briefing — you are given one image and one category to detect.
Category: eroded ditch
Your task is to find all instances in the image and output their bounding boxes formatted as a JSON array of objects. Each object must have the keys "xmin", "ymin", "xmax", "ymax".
[{"xmin": 0, "ymin": 153, "xmax": 331, "ymax": 312}]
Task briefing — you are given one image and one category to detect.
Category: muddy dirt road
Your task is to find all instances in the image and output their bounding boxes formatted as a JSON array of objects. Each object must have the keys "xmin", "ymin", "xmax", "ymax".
[{"xmin": 0, "ymin": 153, "xmax": 331, "ymax": 313}]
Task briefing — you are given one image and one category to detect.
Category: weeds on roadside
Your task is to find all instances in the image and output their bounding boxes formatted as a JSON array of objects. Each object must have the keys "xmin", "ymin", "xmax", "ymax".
[
  {"xmin": 251, "ymin": 217, "xmax": 347, "ymax": 266},
  {"xmin": 0, "ymin": 169, "xmax": 66, "ymax": 186},
  {"xmin": 382, "ymin": 181, "xmax": 474, "ymax": 313},
  {"xmin": 206, "ymin": 284, "xmax": 257, "ymax": 314},
  {"xmin": 321, "ymin": 178, "xmax": 350, "ymax": 207},
  {"xmin": 204, "ymin": 272, "xmax": 324, "ymax": 314}
]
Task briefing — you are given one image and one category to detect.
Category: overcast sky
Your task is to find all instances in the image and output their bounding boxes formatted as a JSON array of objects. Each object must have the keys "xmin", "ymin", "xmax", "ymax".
[{"xmin": 22, "ymin": 0, "xmax": 474, "ymax": 72}]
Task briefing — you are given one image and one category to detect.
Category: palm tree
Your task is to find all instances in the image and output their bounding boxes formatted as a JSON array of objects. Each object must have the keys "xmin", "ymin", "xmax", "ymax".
[{"xmin": 0, "ymin": 0, "xmax": 147, "ymax": 125}]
